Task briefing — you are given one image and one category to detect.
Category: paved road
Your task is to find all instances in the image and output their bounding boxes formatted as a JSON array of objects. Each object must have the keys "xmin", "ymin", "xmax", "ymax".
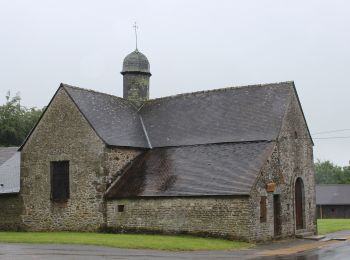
[
  {"xmin": 1, "ymin": 240, "xmax": 350, "ymax": 260},
  {"xmin": 0, "ymin": 243, "xmax": 259, "ymax": 260},
  {"xmin": 258, "ymin": 240, "xmax": 350, "ymax": 259},
  {"xmin": 1, "ymin": 231, "xmax": 350, "ymax": 260}
]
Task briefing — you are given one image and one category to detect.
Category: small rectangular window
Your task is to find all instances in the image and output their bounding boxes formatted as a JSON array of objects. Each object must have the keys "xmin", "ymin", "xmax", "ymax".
[
  {"xmin": 51, "ymin": 161, "xmax": 70, "ymax": 202},
  {"xmin": 260, "ymin": 196, "xmax": 267, "ymax": 223},
  {"xmin": 118, "ymin": 205, "xmax": 125, "ymax": 212}
]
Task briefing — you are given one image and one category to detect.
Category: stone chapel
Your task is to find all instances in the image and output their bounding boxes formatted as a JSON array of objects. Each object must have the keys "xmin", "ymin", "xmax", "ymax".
[{"xmin": 0, "ymin": 48, "xmax": 317, "ymax": 241}]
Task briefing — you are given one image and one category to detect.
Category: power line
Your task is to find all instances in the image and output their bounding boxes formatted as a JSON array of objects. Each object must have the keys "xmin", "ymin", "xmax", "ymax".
[
  {"xmin": 312, "ymin": 128, "xmax": 350, "ymax": 135},
  {"xmin": 312, "ymin": 136, "xmax": 350, "ymax": 140}
]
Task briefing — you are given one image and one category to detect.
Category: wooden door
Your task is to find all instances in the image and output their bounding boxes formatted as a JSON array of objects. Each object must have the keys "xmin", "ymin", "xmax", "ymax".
[
  {"xmin": 273, "ymin": 194, "xmax": 281, "ymax": 236},
  {"xmin": 295, "ymin": 178, "xmax": 304, "ymax": 229}
]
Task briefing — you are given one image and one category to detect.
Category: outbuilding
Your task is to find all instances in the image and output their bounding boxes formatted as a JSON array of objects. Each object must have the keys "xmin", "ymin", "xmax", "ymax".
[{"xmin": 316, "ymin": 184, "xmax": 350, "ymax": 219}]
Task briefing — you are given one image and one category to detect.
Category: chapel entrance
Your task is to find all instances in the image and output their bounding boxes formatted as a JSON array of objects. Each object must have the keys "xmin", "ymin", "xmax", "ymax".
[
  {"xmin": 295, "ymin": 178, "xmax": 304, "ymax": 230},
  {"xmin": 273, "ymin": 194, "xmax": 281, "ymax": 236}
]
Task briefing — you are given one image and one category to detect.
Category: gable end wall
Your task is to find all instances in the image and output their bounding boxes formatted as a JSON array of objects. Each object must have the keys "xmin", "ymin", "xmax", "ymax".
[
  {"xmin": 249, "ymin": 88, "xmax": 316, "ymax": 241},
  {"xmin": 20, "ymin": 88, "xmax": 108, "ymax": 231},
  {"xmin": 277, "ymin": 88, "xmax": 316, "ymax": 235}
]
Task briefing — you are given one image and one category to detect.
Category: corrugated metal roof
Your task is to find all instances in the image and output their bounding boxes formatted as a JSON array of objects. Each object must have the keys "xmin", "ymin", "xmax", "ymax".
[
  {"xmin": 105, "ymin": 141, "xmax": 274, "ymax": 198},
  {"xmin": 316, "ymin": 184, "xmax": 350, "ymax": 205},
  {"xmin": 0, "ymin": 148, "xmax": 20, "ymax": 194},
  {"xmin": 0, "ymin": 147, "xmax": 18, "ymax": 165}
]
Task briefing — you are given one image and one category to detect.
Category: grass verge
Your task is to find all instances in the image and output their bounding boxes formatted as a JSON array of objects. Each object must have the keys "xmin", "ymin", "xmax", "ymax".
[
  {"xmin": 317, "ymin": 219, "xmax": 350, "ymax": 235},
  {"xmin": 0, "ymin": 232, "xmax": 253, "ymax": 251}
]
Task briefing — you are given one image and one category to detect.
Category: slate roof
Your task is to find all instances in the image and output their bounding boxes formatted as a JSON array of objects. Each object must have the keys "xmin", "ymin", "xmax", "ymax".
[
  {"xmin": 18, "ymin": 81, "xmax": 307, "ymax": 197},
  {"xmin": 141, "ymin": 82, "xmax": 292, "ymax": 147},
  {"xmin": 105, "ymin": 141, "xmax": 274, "ymax": 198},
  {"xmin": 63, "ymin": 85, "xmax": 149, "ymax": 148},
  {"xmin": 121, "ymin": 50, "xmax": 151, "ymax": 75},
  {"xmin": 0, "ymin": 147, "xmax": 20, "ymax": 194},
  {"xmin": 25, "ymin": 81, "xmax": 293, "ymax": 150},
  {"xmin": 316, "ymin": 185, "xmax": 350, "ymax": 205}
]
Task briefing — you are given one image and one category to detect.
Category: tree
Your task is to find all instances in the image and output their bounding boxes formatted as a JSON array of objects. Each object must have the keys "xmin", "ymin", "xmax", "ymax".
[
  {"xmin": 0, "ymin": 92, "xmax": 42, "ymax": 147},
  {"xmin": 314, "ymin": 160, "xmax": 350, "ymax": 184}
]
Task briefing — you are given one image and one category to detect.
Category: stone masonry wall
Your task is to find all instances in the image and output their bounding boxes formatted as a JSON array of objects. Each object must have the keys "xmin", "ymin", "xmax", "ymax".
[
  {"xmin": 107, "ymin": 196, "xmax": 251, "ymax": 240},
  {"xmin": 103, "ymin": 147, "xmax": 142, "ymax": 187},
  {"xmin": 248, "ymin": 88, "xmax": 316, "ymax": 241},
  {"xmin": 20, "ymin": 88, "xmax": 143, "ymax": 231},
  {"xmin": 277, "ymin": 89, "xmax": 317, "ymax": 235},
  {"xmin": 123, "ymin": 74, "xmax": 150, "ymax": 107},
  {"xmin": 0, "ymin": 194, "xmax": 24, "ymax": 230},
  {"xmin": 249, "ymin": 144, "xmax": 283, "ymax": 241},
  {"xmin": 20, "ymin": 88, "xmax": 107, "ymax": 231}
]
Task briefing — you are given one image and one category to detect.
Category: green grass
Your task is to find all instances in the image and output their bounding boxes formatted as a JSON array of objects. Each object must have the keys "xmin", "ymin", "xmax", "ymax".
[
  {"xmin": 0, "ymin": 232, "xmax": 252, "ymax": 251},
  {"xmin": 317, "ymin": 219, "xmax": 350, "ymax": 235}
]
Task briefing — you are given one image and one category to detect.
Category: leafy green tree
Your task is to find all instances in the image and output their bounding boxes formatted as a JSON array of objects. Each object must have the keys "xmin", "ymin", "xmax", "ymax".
[
  {"xmin": 0, "ymin": 92, "xmax": 42, "ymax": 147},
  {"xmin": 315, "ymin": 160, "xmax": 350, "ymax": 184}
]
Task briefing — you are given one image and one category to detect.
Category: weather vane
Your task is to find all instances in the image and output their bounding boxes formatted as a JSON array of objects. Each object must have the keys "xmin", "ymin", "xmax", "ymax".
[{"xmin": 133, "ymin": 22, "xmax": 138, "ymax": 50}]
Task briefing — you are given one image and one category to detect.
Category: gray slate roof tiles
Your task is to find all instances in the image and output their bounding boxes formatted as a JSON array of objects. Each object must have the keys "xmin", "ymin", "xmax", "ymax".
[
  {"xmin": 61, "ymin": 81, "xmax": 293, "ymax": 149},
  {"xmin": 63, "ymin": 85, "xmax": 149, "ymax": 148},
  {"xmin": 105, "ymin": 141, "xmax": 274, "ymax": 198},
  {"xmin": 122, "ymin": 50, "xmax": 151, "ymax": 75},
  {"xmin": 19, "ymin": 81, "xmax": 298, "ymax": 197},
  {"xmin": 141, "ymin": 82, "xmax": 292, "ymax": 147}
]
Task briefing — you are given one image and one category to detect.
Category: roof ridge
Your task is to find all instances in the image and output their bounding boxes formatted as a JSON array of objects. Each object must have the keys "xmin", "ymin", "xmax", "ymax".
[
  {"xmin": 61, "ymin": 83, "xmax": 127, "ymax": 103},
  {"xmin": 144, "ymin": 81, "xmax": 294, "ymax": 104},
  {"xmin": 61, "ymin": 83, "xmax": 140, "ymax": 111}
]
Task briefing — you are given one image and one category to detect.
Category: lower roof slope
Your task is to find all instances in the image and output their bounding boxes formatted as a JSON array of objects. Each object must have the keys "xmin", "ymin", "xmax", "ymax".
[{"xmin": 105, "ymin": 141, "xmax": 274, "ymax": 198}]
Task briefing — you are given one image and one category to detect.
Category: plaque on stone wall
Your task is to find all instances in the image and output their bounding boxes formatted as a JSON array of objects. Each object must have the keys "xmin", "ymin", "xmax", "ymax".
[{"xmin": 266, "ymin": 182, "xmax": 276, "ymax": 192}]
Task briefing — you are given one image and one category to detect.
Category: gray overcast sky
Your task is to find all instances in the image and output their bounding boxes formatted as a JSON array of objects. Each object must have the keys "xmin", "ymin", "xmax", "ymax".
[{"xmin": 0, "ymin": 0, "xmax": 349, "ymax": 165}]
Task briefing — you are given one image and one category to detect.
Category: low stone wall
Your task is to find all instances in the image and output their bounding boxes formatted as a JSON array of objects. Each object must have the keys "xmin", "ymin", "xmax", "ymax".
[
  {"xmin": 106, "ymin": 196, "xmax": 250, "ymax": 240},
  {"xmin": 0, "ymin": 194, "xmax": 23, "ymax": 231}
]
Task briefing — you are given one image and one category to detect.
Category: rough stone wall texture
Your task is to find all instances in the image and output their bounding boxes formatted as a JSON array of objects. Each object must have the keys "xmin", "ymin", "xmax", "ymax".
[
  {"xmin": 0, "ymin": 194, "xmax": 24, "ymax": 230},
  {"xmin": 248, "ymin": 89, "xmax": 316, "ymax": 241},
  {"xmin": 107, "ymin": 197, "xmax": 251, "ymax": 240},
  {"xmin": 20, "ymin": 88, "xmax": 143, "ymax": 231},
  {"xmin": 123, "ymin": 73, "xmax": 150, "ymax": 107},
  {"xmin": 249, "ymin": 144, "xmax": 282, "ymax": 241},
  {"xmin": 277, "ymin": 89, "xmax": 317, "ymax": 235},
  {"xmin": 103, "ymin": 147, "xmax": 142, "ymax": 186}
]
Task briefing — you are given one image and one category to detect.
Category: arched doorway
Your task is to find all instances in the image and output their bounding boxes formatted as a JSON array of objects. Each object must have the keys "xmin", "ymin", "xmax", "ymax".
[{"xmin": 295, "ymin": 177, "xmax": 304, "ymax": 229}]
